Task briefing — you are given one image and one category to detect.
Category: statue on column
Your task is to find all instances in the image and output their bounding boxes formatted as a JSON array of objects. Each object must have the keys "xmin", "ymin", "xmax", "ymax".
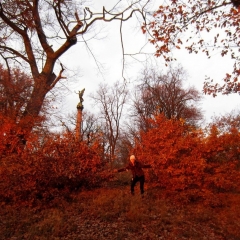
[{"xmin": 77, "ymin": 88, "xmax": 85, "ymax": 110}]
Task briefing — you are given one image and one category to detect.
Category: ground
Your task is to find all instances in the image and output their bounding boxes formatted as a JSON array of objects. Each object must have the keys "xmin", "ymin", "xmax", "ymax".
[{"xmin": 0, "ymin": 184, "xmax": 240, "ymax": 240}]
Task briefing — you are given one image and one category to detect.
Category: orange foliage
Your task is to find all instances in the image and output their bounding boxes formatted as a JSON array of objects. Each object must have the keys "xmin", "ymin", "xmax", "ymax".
[
  {"xmin": 145, "ymin": 0, "xmax": 240, "ymax": 95},
  {"xmin": 204, "ymin": 123, "xmax": 240, "ymax": 163},
  {"xmin": 0, "ymin": 64, "xmax": 45, "ymax": 153},
  {"xmin": 0, "ymin": 64, "xmax": 110, "ymax": 205},
  {"xmin": 0, "ymin": 115, "xmax": 24, "ymax": 155},
  {"xmin": 0, "ymin": 131, "xmax": 105, "ymax": 205},
  {"xmin": 202, "ymin": 121, "xmax": 240, "ymax": 192},
  {"xmin": 133, "ymin": 114, "xmax": 240, "ymax": 202},
  {"xmin": 1, "ymin": 113, "xmax": 240, "ymax": 206},
  {"xmin": 134, "ymin": 114, "xmax": 205, "ymax": 191}
]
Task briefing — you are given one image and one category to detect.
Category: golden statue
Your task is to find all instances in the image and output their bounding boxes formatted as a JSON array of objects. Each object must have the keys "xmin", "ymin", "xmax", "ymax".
[{"xmin": 77, "ymin": 88, "xmax": 85, "ymax": 109}]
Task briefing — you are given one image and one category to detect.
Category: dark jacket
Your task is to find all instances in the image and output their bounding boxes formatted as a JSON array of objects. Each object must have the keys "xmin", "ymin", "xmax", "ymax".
[{"xmin": 118, "ymin": 161, "xmax": 151, "ymax": 178}]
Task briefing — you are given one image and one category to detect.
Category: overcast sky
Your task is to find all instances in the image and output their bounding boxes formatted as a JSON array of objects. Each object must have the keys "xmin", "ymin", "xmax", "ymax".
[{"xmin": 53, "ymin": 0, "xmax": 240, "ymax": 127}]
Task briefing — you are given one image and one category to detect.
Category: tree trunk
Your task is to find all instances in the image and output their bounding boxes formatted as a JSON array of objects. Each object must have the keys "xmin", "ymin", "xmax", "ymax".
[{"xmin": 17, "ymin": 74, "xmax": 51, "ymax": 148}]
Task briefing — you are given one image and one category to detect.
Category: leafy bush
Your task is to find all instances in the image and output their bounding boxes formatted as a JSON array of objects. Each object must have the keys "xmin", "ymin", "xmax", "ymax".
[
  {"xmin": 134, "ymin": 114, "xmax": 240, "ymax": 196},
  {"xmin": 0, "ymin": 132, "xmax": 106, "ymax": 205}
]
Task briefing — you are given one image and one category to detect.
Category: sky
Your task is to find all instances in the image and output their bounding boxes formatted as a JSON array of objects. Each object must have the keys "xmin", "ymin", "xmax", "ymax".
[{"xmin": 54, "ymin": 0, "xmax": 240, "ymax": 127}]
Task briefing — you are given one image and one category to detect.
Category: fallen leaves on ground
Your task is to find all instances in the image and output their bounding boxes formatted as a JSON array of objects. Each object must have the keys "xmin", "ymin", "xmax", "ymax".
[{"xmin": 0, "ymin": 185, "xmax": 239, "ymax": 240}]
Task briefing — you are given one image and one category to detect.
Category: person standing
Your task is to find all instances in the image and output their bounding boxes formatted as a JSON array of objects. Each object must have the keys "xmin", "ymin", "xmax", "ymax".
[{"xmin": 114, "ymin": 155, "xmax": 151, "ymax": 196}]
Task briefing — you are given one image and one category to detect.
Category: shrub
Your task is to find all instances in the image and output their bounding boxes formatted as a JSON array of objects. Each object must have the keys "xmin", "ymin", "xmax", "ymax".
[{"xmin": 0, "ymin": 133, "xmax": 105, "ymax": 205}]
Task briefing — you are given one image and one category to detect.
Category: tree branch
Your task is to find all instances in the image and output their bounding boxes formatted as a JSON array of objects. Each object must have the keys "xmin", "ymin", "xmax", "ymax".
[
  {"xmin": 49, "ymin": 62, "xmax": 66, "ymax": 90},
  {"xmin": 33, "ymin": 0, "xmax": 54, "ymax": 55}
]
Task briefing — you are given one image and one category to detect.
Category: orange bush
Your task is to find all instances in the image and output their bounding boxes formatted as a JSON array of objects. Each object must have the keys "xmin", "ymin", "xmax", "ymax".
[
  {"xmin": 134, "ymin": 114, "xmax": 205, "ymax": 191},
  {"xmin": 0, "ymin": 131, "xmax": 106, "ymax": 205},
  {"xmin": 0, "ymin": 116, "xmax": 22, "ymax": 155},
  {"xmin": 202, "ymin": 122, "xmax": 240, "ymax": 193},
  {"xmin": 133, "ymin": 114, "xmax": 240, "ymax": 201}
]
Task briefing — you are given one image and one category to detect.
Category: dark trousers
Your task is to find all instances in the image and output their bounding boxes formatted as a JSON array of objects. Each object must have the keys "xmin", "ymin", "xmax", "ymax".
[{"xmin": 131, "ymin": 175, "xmax": 145, "ymax": 195}]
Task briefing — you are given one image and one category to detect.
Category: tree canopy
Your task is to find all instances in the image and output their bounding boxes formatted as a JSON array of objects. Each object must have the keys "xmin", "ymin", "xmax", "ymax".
[
  {"xmin": 0, "ymin": 0, "xmax": 149, "ymax": 146},
  {"xmin": 143, "ymin": 0, "xmax": 240, "ymax": 96},
  {"xmin": 132, "ymin": 66, "xmax": 203, "ymax": 132}
]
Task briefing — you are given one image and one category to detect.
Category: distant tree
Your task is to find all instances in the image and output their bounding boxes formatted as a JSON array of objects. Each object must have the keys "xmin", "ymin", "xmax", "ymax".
[
  {"xmin": 0, "ymin": 65, "xmax": 32, "ymax": 119},
  {"xmin": 90, "ymin": 80, "xmax": 128, "ymax": 167},
  {"xmin": 131, "ymin": 66, "xmax": 203, "ymax": 132},
  {"xmin": 143, "ymin": 0, "xmax": 240, "ymax": 96},
  {"xmin": 208, "ymin": 111, "xmax": 240, "ymax": 133},
  {"xmin": 81, "ymin": 111, "xmax": 104, "ymax": 146},
  {"xmin": 114, "ymin": 132, "xmax": 133, "ymax": 165},
  {"xmin": 0, "ymin": 65, "xmax": 43, "ymax": 153},
  {"xmin": 0, "ymin": 0, "xmax": 148, "ymax": 146},
  {"xmin": 54, "ymin": 110, "xmax": 104, "ymax": 145},
  {"xmin": 203, "ymin": 112, "xmax": 240, "ymax": 163}
]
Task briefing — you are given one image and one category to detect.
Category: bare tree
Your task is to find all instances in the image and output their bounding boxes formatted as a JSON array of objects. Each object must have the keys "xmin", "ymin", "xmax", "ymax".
[
  {"xmin": 115, "ymin": 131, "xmax": 133, "ymax": 165},
  {"xmin": 52, "ymin": 109, "xmax": 106, "ymax": 145},
  {"xmin": 0, "ymin": 0, "xmax": 149, "ymax": 146},
  {"xmin": 132, "ymin": 66, "xmax": 203, "ymax": 132},
  {"xmin": 90, "ymin": 80, "xmax": 128, "ymax": 167}
]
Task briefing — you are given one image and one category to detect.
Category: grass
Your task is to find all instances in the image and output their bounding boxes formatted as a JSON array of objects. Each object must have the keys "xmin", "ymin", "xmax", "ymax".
[{"xmin": 0, "ymin": 184, "xmax": 240, "ymax": 240}]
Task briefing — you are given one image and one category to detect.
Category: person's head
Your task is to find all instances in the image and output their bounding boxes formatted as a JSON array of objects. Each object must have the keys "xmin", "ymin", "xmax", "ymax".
[{"xmin": 130, "ymin": 155, "xmax": 136, "ymax": 164}]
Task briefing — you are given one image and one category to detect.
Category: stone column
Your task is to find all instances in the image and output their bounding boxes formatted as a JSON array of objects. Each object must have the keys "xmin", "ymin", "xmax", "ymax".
[
  {"xmin": 76, "ymin": 104, "xmax": 84, "ymax": 141},
  {"xmin": 76, "ymin": 88, "xmax": 85, "ymax": 141}
]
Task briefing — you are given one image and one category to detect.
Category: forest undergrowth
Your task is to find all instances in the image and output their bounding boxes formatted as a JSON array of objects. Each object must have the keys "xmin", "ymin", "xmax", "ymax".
[{"xmin": 1, "ymin": 181, "xmax": 240, "ymax": 240}]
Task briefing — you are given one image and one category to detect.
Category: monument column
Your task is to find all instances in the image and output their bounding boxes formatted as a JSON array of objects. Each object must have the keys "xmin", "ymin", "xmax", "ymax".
[{"xmin": 76, "ymin": 88, "xmax": 85, "ymax": 141}]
